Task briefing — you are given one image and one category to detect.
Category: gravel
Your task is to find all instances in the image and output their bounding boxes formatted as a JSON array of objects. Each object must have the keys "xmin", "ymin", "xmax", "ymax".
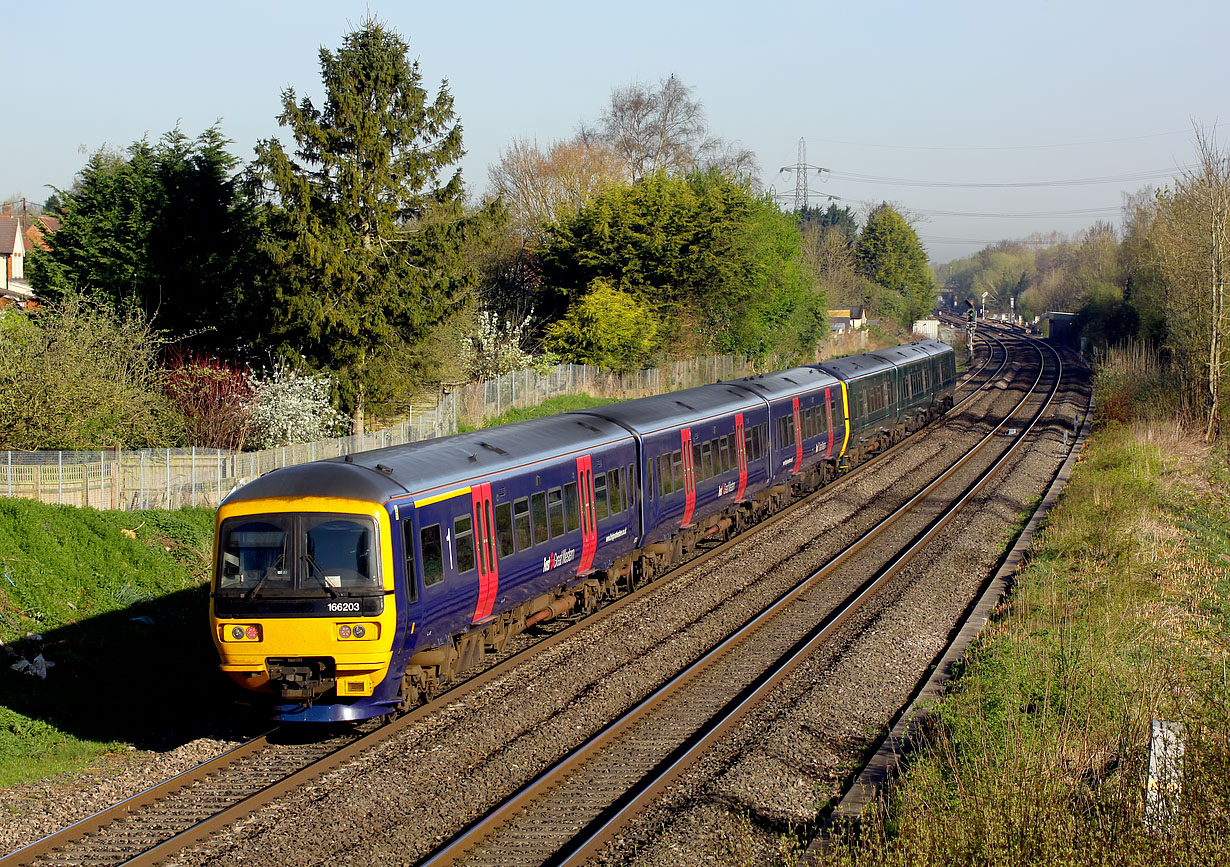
[{"xmin": 0, "ymin": 339, "xmax": 1085, "ymax": 867}]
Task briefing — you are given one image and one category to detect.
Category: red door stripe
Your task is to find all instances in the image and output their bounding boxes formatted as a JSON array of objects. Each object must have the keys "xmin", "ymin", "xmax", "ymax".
[
  {"xmin": 470, "ymin": 483, "xmax": 499, "ymax": 622},
  {"xmin": 792, "ymin": 398, "xmax": 803, "ymax": 475},
  {"xmin": 576, "ymin": 456, "xmax": 597, "ymax": 574},
  {"xmin": 735, "ymin": 413, "xmax": 748, "ymax": 500},
  {"xmin": 681, "ymin": 428, "xmax": 695, "ymax": 527}
]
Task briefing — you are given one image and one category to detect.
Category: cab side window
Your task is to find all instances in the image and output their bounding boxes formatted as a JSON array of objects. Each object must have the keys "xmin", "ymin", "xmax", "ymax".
[
  {"xmin": 401, "ymin": 522, "xmax": 419, "ymax": 602},
  {"xmin": 420, "ymin": 523, "xmax": 444, "ymax": 587}
]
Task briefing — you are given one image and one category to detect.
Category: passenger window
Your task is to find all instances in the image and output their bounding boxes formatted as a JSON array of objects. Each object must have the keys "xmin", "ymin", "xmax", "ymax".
[
  {"xmin": 513, "ymin": 497, "xmax": 531, "ymax": 551},
  {"xmin": 401, "ymin": 522, "xmax": 419, "ymax": 602},
  {"xmin": 721, "ymin": 436, "xmax": 732, "ymax": 473},
  {"xmin": 701, "ymin": 441, "xmax": 713, "ymax": 479},
  {"xmin": 693, "ymin": 442, "xmax": 704, "ymax": 480},
  {"xmin": 548, "ymin": 487, "xmax": 565, "ymax": 537},
  {"xmin": 453, "ymin": 515, "xmax": 476, "ymax": 574},
  {"xmin": 609, "ymin": 468, "xmax": 623, "ymax": 514},
  {"xmin": 531, "ymin": 491, "xmax": 548, "ymax": 544},
  {"xmin": 564, "ymin": 481, "xmax": 579, "ymax": 532},
  {"xmin": 495, "ymin": 502, "xmax": 514, "ymax": 559},
  {"xmin": 420, "ymin": 523, "xmax": 444, "ymax": 587},
  {"xmin": 671, "ymin": 450, "xmax": 683, "ymax": 491},
  {"xmin": 628, "ymin": 464, "xmax": 636, "ymax": 506},
  {"xmin": 594, "ymin": 473, "xmax": 609, "ymax": 520}
]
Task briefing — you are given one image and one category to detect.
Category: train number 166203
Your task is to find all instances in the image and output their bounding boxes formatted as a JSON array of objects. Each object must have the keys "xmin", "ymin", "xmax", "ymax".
[{"xmin": 328, "ymin": 601, "xmax": 361, "ymax": 613}]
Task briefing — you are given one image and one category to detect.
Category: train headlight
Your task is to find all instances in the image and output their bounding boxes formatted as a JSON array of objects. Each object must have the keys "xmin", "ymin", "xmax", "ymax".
[
  {"xmin": 335, "ymin": 622, "xmax": 378, "ymax": 641},
  {"xmin": 221, "ymin": 624, "xmax": 262, "ymax": 642}
]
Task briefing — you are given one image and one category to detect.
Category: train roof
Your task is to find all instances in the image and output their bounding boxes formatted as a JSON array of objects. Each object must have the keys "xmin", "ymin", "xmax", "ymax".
[
  {"xmin": 729, "ymin": 366, "xmax": 842, "ymax": 400},
  {"xmin": 913, "ymin": 339, "xmax": 953, "ymax": 358},
  {"xmin": 814, "ymin": 351, "xmax": 897, "ymax": 380},
  {"xmin": 223, "ymin": 413, "xmax": 632, "ymax": 507},
  {"xmin": 574, "ymin": 381, "xmax": 763, "ymax": 436},
  {"xmin": 869, "ymin": 343, "xmax": 933, "ymax": 365}
]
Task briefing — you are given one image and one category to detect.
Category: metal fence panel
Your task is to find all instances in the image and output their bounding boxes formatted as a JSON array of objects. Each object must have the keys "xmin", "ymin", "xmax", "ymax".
[{"xmin": 1, "ymin": 337, "xmax": 868, "ymax": 512}]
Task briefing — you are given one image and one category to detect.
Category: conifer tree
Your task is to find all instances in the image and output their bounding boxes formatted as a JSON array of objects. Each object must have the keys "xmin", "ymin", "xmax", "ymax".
[{"xmin": 254, "ymin": 17, "xmax": 494, "ymax": 431}]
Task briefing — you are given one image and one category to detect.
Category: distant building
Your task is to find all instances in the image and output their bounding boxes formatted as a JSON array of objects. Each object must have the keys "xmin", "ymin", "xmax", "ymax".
[
  {"xmin": 0, "ymin": 216, "xmax": 24, "ymax": 294},
  {"xmin": 911, "ymin": 318, "xmax": 940, "ymax": 340},
  {"xmin": 1043, "ymin": 312, "xmax": 1080, "ymax": 347},
  {"xmin": 828, "ymin": 306, "xmax": 867, "ymax": 333}
]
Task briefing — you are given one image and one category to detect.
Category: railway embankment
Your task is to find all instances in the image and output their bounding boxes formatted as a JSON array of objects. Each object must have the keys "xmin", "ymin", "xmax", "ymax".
[
  {"xmin": 812, "ymin": 416, "xmax": 1230, "ymax": 866},
  {"xmin": 0, "ymin": 502, "xmax": 225, "ymax": 789}
]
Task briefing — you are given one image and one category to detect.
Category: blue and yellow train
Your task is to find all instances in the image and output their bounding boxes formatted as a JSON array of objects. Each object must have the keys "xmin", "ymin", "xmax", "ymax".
[{"xmin": 211, "ymin": 341, "xmax": 956, "ymax": 721}]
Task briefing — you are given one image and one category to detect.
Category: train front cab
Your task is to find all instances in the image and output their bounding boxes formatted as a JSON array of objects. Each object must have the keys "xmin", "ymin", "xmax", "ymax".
[{"xmin": 211, "ymin": 494, "xmax": 401, "ymax": 722}]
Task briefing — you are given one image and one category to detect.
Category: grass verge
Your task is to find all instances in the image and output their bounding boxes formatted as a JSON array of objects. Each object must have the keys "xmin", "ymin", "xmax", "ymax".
[
  {"xmin": 0, "ymin": 500, "xmax": 219, "ymax": 788},
  {"xmin": 816, "ymin": 416, "xmax": 1230, "ymax": 866}
]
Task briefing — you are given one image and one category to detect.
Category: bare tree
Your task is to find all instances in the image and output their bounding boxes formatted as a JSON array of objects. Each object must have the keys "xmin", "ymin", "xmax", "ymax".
[
  {"xmin": 597, "ymin": 74, "xmax": 759, "ymax": 186},
  {"xmin": 1151, "ymin": 126, "xmax": 1230, "ymax": 440},
  {"xmin": 487, "ymin": 136, "xmax": 624, "ymax": 239}
]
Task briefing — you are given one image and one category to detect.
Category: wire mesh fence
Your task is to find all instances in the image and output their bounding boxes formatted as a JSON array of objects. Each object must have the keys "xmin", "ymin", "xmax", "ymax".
[{"xmin": 1, "ymin": 338, "xmax": 868, "ymax": 512}]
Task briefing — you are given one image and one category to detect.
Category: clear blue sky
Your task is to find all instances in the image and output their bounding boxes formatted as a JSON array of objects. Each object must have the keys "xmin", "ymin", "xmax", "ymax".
[{"xmin": 7, "ymin": 0, "xmax": 1227, "ymax": 264}]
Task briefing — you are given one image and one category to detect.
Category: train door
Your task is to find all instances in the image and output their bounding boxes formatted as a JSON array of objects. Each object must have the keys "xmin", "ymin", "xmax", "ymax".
[
  {"xmin": 680, "ymin": 428, "xmax": 696, "ymax": 526},
  {"xmin": 576, "ymin": 456, "xmax": 597, "ymax": 573},
  {"xmin": 735, "ymin": 413, "xmax": 748, "ymax": 500},
  {"xmin": 470, "ymin": 484, "xmax": 499, "ymax": 623},
  {"xmin": 791, "ymin": 397, "xmax": 803, "ymax": 474}
]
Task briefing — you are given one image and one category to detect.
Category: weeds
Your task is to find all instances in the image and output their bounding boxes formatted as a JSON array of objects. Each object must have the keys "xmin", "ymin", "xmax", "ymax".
[{"xmin": 815, "ymin": 418, "xmax": 1230, "ymax": 866}]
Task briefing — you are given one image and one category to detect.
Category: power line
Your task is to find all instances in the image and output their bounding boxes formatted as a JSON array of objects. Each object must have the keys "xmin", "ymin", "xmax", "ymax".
[
  {"xmin": 803, "ymin": 128, "xmax": 1193, "ymax": 152},
  {"xmin": 825, "ymin": 166, "xmax": 1188, "ymax": 189}
]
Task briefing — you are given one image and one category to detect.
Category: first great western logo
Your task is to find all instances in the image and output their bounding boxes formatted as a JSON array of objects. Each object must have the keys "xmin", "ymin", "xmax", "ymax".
[{"xmin": 543, "ymin": 547, "xmax": 577, "ymax": 572}]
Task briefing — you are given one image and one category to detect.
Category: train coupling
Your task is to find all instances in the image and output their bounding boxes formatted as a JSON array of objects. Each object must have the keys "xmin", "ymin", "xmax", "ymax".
[{"xmin": 266, "ymin": 657, "xmax": 336, "ymax": 704}]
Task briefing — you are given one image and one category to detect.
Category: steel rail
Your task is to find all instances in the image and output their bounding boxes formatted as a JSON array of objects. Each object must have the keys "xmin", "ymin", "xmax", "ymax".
[
  {"xmin": 414, "ymin": 336, "xmax": 1059, "ymax": 867},
  {"xmin": 1, "ymin": 334, "xmax": 1018, "ymax": 867},
  {"xmin": 0, "ymin": 733, "xmax": 276, "ymax": 867}
]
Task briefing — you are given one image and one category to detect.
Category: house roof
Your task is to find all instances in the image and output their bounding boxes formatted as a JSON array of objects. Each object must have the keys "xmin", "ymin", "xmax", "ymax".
[
  {"xmin": 0, "ymin": 216, "xmax": 20, "ymax": 256},
  {"xmin": 24, "ymin": 215, "xmax": 60, "ymax": 252}
]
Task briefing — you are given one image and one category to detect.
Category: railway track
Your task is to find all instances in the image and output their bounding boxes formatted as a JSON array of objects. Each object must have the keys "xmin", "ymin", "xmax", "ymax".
[
  {"xmin": 1, "ymin": 332, "xmax": 1023, "ymax": 867},
  {"xmin": 410, "ymin": 331, "xmax": 1061, "ymax": 867}
]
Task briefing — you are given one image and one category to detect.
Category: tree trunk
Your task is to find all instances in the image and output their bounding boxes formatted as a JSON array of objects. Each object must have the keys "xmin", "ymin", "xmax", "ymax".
[{"xmin": 352, "ymin": 386, "xmax": 365, "ymax": 438}]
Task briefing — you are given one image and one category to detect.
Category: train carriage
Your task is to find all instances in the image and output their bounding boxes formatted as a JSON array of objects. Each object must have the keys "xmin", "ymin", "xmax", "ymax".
[
  {"xmin": 732, "ymin": 367, "xmax": 847, "ymax": 494},
  {"xmin": 815, "ymin": 352, "xmax": 900, "ymax": 465},
  {"xmin": 576, "ymin": 382, "xmax": 768, "ymax": 576},
  {"xmin": 211, "ymin": 340, "xmax": 958, "ymax": 722}
]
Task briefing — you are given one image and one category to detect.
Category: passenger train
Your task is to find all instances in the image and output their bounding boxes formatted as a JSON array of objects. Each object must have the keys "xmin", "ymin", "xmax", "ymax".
[{"xmin": 211, "ymin": 341, "xmax": 956, "ymax": 721}]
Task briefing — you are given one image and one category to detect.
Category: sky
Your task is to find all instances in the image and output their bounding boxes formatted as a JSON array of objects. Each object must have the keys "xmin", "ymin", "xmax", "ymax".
[{"xmin": 6, "ymin": 0, "xmax": 1228, "ymax": 265}]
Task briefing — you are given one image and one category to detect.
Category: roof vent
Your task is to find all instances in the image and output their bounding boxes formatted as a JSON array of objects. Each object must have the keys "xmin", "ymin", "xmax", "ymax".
[
  {"xmin": 576, "ymin": 420, "xmax": 603, "ymax": 434},
  {"xmin": 479, "ymin": 441, "xmax": 509, "ymax": 456},
  {"xmin": 343, "ymin": 454, "xmax": 353, "ymax": 463},
  {"xmin": 675, "ymin": 400, "xmax": 695, "ymax": 412},
  {"xmin": 376, "ymin": 463, "xmax": 393, "ymax": 475}
]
